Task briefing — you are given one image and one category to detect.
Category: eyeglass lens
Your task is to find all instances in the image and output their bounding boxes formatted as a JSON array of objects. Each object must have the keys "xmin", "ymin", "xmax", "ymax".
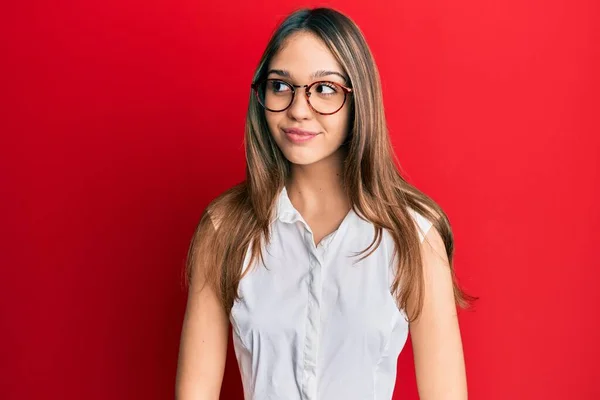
[{"xmin": 257, "ymin": 79, "xmax": 346, "ymax": 114}]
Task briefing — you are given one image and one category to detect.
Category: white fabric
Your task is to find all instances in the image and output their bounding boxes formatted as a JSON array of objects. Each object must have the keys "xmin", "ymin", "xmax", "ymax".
[{"xmin": 229, "ymin": 187, "xmax": 433, "ymax": 400}]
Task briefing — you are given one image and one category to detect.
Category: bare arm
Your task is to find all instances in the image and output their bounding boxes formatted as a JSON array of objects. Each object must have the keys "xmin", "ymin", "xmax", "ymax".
[
  {"xmin": 408, "ymin": 226, "xmax": 468, "ymax": 400},
  {"xmin": 175, "ymin": 214, "xmax": 229, "ymax": 400}
]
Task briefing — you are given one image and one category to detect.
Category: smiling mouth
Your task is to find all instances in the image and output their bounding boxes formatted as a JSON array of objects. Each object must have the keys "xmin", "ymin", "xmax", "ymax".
[
  {"xmin": 282, "ymin": 128, "xmax": 320, "ymax": 143},
  {"xmin": 283, "ymin": 127, "xmax": 319, "ymax": 136}
]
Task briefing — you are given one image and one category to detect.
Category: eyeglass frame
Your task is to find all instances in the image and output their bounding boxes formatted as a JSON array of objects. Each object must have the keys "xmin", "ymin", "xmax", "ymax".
[{"xmin": 250, "ymin": 78, "xmax": 353, "ymax": 116}]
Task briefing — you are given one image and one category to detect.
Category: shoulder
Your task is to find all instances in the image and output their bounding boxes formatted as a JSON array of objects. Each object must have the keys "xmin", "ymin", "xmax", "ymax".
[
  {"xmin": 204, "ymin": 182, "xmax": 248, "ymax": 231},
  {"xmin": 407, "ymin": 207, "xmax": 434, "ymax": 243},
  {"xmin": 407, "ymin": 204, "xmax": 453, "ymax": 300},
  {"xmin": 187, "ymin": 182, "xmax": 247, "ymax": 280},
  {"xmin": 380, "ymin": 205, "xmax": 439, "ymax": 265}
]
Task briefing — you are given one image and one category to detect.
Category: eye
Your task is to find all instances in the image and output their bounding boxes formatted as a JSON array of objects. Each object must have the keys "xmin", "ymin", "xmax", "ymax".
[
  {"xmin": 315, "ymin": 82, "xmax": 338, "ymax": 95},
  {"xmin": 269, "ymin": 80, "xmax": 292, "ymax": 93}
]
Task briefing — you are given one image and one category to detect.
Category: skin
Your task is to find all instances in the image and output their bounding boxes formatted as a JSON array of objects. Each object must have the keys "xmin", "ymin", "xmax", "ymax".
[
  {"xmin": 175, "ymin": 31, "xmax": 467, "ymax": 399},
  {"xmin": 409, "ymin": 228, "xmax": 468, "ymax": 399},
  {"xmin": 265, "ymin": 32, "xmax": 352, "ymax": 246},
  {"xmin": 176, "ymin": 263, "xmax": 228, "ymax": 400}
]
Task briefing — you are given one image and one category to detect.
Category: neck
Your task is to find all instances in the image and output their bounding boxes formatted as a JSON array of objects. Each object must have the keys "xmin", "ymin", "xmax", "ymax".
[{"xmin": 285, "ymin": 147, "xmax": 349, "ymax": 214}]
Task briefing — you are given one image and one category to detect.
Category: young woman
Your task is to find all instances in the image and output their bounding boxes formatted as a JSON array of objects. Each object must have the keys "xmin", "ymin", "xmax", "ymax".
[{"xmin": 176, "ymin": 7, "xmax": 473, "ymax": 400}]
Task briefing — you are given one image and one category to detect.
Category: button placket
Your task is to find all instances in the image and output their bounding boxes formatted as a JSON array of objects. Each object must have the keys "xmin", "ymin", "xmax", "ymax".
[{"xmin": 302, "ymin": 228, "xmax": 323, "ymax": 400}]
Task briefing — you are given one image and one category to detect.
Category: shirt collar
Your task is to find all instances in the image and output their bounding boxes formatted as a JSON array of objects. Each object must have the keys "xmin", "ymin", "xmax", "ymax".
[
  {"xmin": 275, "ymin": 186, "xmax": 365, "ymax": 224},
  {"xmin": 275, "ymin": 186, "xmax": 303, "ymax": 224}
]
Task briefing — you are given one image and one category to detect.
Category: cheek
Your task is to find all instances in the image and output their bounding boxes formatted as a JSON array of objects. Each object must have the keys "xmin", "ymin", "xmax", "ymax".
[
  {"xmin": 265, "ymin": 113, "xmax": 281, "ymax": 137},
  {"xmin": 324, "ymin": 111, "xmax": 351, "ymax": 140}
]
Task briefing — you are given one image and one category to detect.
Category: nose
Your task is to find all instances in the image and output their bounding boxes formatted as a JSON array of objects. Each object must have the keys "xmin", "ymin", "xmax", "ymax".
[{"xmin": 286, "ymin": 87, "xmax": 313, "ymax": 120}]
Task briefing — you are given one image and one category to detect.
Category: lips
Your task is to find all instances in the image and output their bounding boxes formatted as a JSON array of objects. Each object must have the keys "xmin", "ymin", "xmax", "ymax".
[
  {"xmin": 282, "ymin": 127, "xmax": 319, "ymax": 136},
  {"xmin": 282, "ymin": 127, "xmax": 320, "ymax": 144}
]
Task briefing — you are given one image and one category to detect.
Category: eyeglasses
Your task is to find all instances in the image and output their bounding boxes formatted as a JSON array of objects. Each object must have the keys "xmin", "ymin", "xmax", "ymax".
[{"xmin": 251, "ymin": 78, "xmax": 353, "ymax": 115}]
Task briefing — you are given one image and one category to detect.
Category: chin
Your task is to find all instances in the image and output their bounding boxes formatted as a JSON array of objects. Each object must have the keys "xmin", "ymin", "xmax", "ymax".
[
  {"xmin": 280, "ymin": 148, "xmax": 324, "ymax": 166},
  {"xmin": 284, "ymin": 154, "xmax": 322, "ymax": 166}
]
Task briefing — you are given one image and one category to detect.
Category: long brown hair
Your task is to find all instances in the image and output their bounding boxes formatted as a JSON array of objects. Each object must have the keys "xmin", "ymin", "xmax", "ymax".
[{"xmin": 185, "ymin": 7, "xmax": 475, "ymax": 322}]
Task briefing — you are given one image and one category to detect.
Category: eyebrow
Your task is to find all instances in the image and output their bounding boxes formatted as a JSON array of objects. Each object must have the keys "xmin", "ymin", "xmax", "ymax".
[{"xmin": 267, "ymin": 69, "xmax": 349, "ymax": 83}]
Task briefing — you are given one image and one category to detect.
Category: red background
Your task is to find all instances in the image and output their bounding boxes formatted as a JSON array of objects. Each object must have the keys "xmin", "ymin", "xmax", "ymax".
[{"xmin": 1, "ymin": 0, "xmax": 598, "ymax": 399}]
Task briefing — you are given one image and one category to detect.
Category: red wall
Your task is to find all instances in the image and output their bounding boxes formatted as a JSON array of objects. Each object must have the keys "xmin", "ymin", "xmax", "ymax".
[{"xmin": 2, "ymin": 1, "xmax": 598, "ymax": 399}]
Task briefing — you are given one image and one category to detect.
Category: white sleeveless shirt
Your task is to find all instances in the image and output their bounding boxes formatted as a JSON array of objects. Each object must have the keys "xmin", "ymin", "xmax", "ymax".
[{"xmin": 229, "ymin": 187, "xmax": 433, "ymax": 400}]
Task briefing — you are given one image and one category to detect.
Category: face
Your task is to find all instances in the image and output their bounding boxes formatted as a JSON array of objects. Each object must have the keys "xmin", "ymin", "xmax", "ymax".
[{"xmin": 264, "ymin": 32, "xmax": 352, "ymax": 166}]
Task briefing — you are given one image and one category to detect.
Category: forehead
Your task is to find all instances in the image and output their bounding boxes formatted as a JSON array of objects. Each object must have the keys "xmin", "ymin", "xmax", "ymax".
[{"xmin": 269, "ymin": 32, "xmax": 345, "ymax": 78}]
